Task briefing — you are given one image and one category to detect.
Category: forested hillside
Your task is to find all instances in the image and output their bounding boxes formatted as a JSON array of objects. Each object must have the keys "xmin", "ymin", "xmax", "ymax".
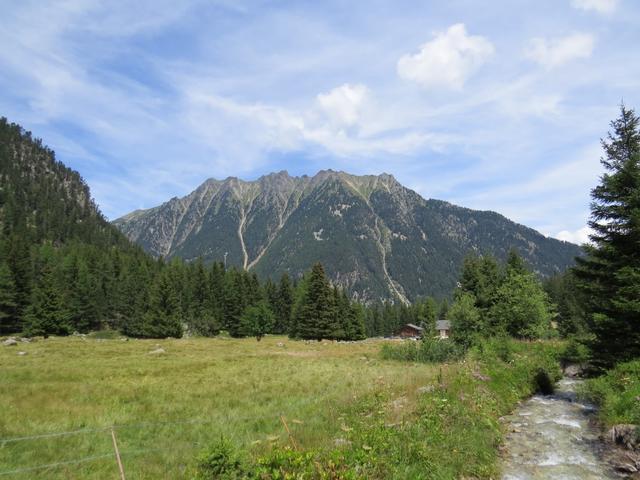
[
  {"xmin": 0, "ymin": 118, "xmax": 369, "ymax": 339},
  {"xmin": 114, "ymin": 171, "xmax": 582, "ymax": 302}
]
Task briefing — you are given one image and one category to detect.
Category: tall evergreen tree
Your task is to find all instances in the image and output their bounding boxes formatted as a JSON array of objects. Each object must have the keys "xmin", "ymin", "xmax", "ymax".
[
  {"xmin": 275, "ymin": 273, "xmax": 293, "ymax": 334},
  {"xmin": 68, "ymin": 259, "xmax": 101, "ymax": 332},
  {"xmin": 574, "ymin": 105, "xmax": 640, "ymax": 368},
  {"xmin": 0, "ymin": 261, "xmax": 18, "ymax": 333},
  {"xmin": 23, "ymin": 260, "xmax": 70, "ymax": 336},
  {"xmin": 138, "ymin": 268, "xmax": 183, "ymax": 338},
  {"xmin": 292, "ymin": 263, "xmax": 335, "ymax": 340}
]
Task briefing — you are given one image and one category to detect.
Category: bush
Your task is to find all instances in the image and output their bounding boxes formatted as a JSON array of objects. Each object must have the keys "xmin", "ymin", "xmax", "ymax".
[
  {"xmin": 472, "ymin": 335, "xmax": 513, "ymax": 363},
  {"xmin": 380, "ymin": 338, "xmax": 464, "ymax": 363},
  {"xmin": 196, "ymin": 437, "xmax": 245, "ymax": 479},
  {"xmin": 560, "ymin": 337, "xmax": 591, "ymax": 365}
]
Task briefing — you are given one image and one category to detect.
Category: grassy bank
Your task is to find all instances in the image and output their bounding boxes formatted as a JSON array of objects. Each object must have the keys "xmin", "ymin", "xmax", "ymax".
[
  {"xmin": 582, "ymin": 359, "xmax": 640, "ymax": 427},
  {"xmin": 197, "ymin": 339, "xmax": 562, "ymax": 479},
  {"xmin": 0, "ymin": 336, "xmax": 561, "ymax": 479}
]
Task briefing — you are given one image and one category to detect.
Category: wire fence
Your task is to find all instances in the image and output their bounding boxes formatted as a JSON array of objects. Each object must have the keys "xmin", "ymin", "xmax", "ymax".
[{"xmin": 0, "ymin": 413, "xmax": 323, "ymax": 478}]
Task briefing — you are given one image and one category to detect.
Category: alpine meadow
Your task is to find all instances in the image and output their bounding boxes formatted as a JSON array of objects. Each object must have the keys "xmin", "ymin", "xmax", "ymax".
[{"xmin": 1, "ymin": 2, "xmax": 640, "ymax": 479}]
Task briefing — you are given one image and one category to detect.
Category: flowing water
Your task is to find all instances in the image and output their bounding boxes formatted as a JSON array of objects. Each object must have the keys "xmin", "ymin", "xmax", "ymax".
[{"xmin": 501, "ymin": 377, "xmax": 620, "ymax": 479}]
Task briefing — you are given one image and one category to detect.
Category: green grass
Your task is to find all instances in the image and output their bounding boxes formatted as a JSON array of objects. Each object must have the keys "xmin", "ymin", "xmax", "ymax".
[
  {"xmin": 0, "ymin": 336, "xmax": 562, "ymax": 479},
  {"xmin": 581, "ymin": 359, "xmax": 640, "ymax": 427},
  {"xmin": 0, "ymin": 336, "xmax": 434, "ymax": 479}
]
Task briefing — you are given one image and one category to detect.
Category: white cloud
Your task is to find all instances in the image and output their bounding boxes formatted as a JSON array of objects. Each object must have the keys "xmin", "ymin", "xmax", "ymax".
[
  {"xmin": 526, "ymin": 33, "xmax": 595, "ymax": 68},
  {"xmin": 315, "ymin": 83, "xmax": 369, "ymax": 128},
  {"xmin": 397, "ymin": 23, "xmax": 494, "ymax": 90},
  {"xmin": 571, "ymin": 0, "xmax": 618, "ymax": 14},
  {"xmin": 555, "ymin": 226, "xmax": 593, "ymax": 244}
]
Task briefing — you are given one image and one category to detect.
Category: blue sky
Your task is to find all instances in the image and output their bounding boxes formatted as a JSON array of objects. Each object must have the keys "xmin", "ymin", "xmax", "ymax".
[{"xmin": 2, "ymin": 0, "xmax": 639, "ymax": 243}]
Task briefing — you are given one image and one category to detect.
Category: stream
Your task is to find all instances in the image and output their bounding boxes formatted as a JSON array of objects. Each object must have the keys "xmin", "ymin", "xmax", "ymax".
[{"xmin": 500, "ymin": 377, "xmax": 621, "ymax": 479}]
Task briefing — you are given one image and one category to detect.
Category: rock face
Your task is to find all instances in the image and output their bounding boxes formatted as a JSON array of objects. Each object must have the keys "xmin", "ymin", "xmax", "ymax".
[
  {"xmin": 610, "ymin": 424, "xmax": 640, "ymax": 451},
  {"xmin": 114, "ymin": 170, "xmax": 582, "ymax": 302}
]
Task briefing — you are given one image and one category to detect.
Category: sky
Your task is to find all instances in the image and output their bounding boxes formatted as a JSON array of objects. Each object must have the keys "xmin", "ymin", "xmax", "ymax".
[{"xmin": 1, "ymin": 0, "xmax": 639, "ymax": 244}]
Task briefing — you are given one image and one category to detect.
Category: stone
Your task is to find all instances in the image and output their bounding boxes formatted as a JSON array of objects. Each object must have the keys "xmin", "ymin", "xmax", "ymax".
[
  {"xmin": 17, "ymin": 351, "xmax": 27, "ymax": 356},
  {"xmin": 563, "ymin": 364, "xmax": 583, "ymax": 378},
  {"xmin": 610, "ymin": 424, "xmax": 639, "ymax": 450},
  {"xmin": 334, "ymin": 438, "xmax": 351, "ymax": 447},
  {"xmin": 148, "ymin": 348, "xmax": 166, "ymax": 355},
  {"xmin": 417, "ymin": 385, "xmax": 435, "ymax": 394},
  {"xmin": 472, "ymin": 371, "xmax": 491, "ymax": 382},
  {"xmin": 20, "ymin": 337, "xmax": 31, "ymax": 343},
  {"xmin": 615, "ymin": 462, "xmax": 638, "ymax": 473},
  {"xmin": 3, "ymin": 338, "xmax": 18, "ymax": 346}
]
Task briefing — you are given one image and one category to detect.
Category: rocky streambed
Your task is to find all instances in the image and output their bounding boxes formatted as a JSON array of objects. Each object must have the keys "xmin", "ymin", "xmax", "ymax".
[{"xmin": 500, "ymin": 377, "xmax": 623, "ymax": 479}]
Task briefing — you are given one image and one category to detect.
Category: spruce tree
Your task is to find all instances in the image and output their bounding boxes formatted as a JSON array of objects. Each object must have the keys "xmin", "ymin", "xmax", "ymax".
[
  {"xmin": 294, "ymin": 263, "xmax": 334, "ymax": 340},
  {"xmin": 23, "ymin": 261, "xmax": 70, "ymax": 336},
  {"xmin": 0, "ymin": 261, "xmax": 18, "ymax": 333},
  {"xmin": 68, "ymin": 260, "xmax": 101, "ymax": 332},
  {"xmin": 139, "ymin": 269, "xmax": 183, "ymax": 338},
  {"xmin": 574, "ymin": 105, "xmax": 640, "ymax": 368},
  {"xmin": 275, "ymin": 273, "xmax": 293, "ymax": 334}
]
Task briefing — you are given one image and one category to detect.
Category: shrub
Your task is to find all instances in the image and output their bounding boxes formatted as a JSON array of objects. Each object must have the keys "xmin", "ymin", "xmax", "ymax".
[
  {"xmin": 582, "ymin": 360, "xmax": 640, "ymax": 427},
  {"xmin": 472, "ymin": 335, "xmax": 513, "ymax": 363},
  {"xmin": 380, "ymin": 338, "xmax": 464, "ymax": 363},
  {"xmin": 196, "ymin": 437, "xmax": 245, "ymax": 479},
  {"xmin": 560, "ymin": 337, "xmax": 591, "ymax": 365}
]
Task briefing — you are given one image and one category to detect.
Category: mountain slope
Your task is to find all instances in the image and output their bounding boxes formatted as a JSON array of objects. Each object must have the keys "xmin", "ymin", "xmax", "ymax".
[{"xmin": 114, "ymin": 170, "xmax": 582, "ymax": 301}]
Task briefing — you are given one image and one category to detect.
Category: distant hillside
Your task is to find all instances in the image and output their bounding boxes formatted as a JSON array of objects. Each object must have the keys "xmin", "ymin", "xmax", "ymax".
[
  {"xmin": 114, "ymin": 170, "xmax": 582, "ymax": 301},
  {"xmin": 0, "ymin": 117, "xmax": 149, "ymax": 334},
  {"xmin": 0, "ymin": 117, "xmax": 130, "ymax": 249}
]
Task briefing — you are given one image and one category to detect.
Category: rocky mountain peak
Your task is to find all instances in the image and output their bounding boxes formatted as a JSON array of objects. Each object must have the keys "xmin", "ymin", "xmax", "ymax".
[{"xmin": 113, "ymin": 170, "xmax": 581, "ymax": 302}]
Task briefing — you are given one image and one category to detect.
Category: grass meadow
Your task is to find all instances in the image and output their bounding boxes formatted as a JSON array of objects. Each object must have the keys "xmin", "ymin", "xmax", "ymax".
[{"xmin": 0, "ymin": 335, "xmax": 438, "ymax": 479}]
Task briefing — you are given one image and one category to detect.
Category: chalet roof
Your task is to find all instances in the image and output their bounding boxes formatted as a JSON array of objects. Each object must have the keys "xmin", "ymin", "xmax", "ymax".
[
  {"xmin": 405, "ymin": 323, "xmax": 423, "ymax": 331},
  {"xmin": 436, "ymin": 320, "xmax": 451, "ymax": 330}
]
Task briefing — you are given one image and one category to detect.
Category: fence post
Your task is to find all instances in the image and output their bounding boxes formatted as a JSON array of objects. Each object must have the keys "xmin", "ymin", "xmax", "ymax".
[
  {"xmin": 111, "ymin": 427, "xmax": 126, "ymax": 480},
  {"xmin": 279, "ymin": 415, "xmax": 299, "ymax": 450}
]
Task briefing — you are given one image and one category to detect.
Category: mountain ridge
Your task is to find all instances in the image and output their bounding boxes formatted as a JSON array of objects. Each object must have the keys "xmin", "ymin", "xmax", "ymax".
[{"xmin": 113, "ymin": 169, "xmax": 582, "ymax": 302}]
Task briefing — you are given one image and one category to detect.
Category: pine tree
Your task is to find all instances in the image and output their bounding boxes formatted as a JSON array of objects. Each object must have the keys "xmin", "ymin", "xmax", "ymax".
[
  {"xmin": 23, "ymin": 261, "xmax": 70, "ymax": 336},
  {"xmin": 293, "ymin": 263, "xmax": 335, "ymax": 340},
  {"xmin": 344, "ymin": 296, "xmax": 366, "ymax": 341},
  {"xmin": 223, "ymin": 270, "xmax": 246, "ymax": 337},
  {"xmin": 275, "ymin": 273, "xmax": 293, "ymax": 334},
  {"xmin": 574, "ymin": 105, "xmax": 640, "ymax": 368},
  {"xmin": 459, "ymin": 254, "xmax": 502, "ymax": 312},
  {"xmin": 0, "ymin": 261, "xmax": 18, "ymax": 333},
  {"xmin": 68, "ymin": 259, "xmax": 101, "ymax": 332},
  {"xmin": 139, "ymin": 269, "xmax": 183, "ymax": 338},
  {"xmin": 505, "ymin": 249, "xmax": 528, "ymax": 276}
]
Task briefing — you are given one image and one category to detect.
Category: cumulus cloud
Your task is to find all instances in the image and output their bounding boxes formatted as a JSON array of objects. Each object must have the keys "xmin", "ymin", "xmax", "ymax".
[
  {"xmin": 397, "ymin": 23, "xmax": 494, "ymax": 90},
  {"xmin": 315, "ymin": 83, "xmax": 369, "ymax": 128},
  {"xmin": 555, "ymin": 226, "xmax": 593, "ymax": 244},
  {"xmin": 571, "ymin": 0, "xmax": 618, "ymax": 14},
  {"xmin": 526, "ymin": 33, "xmax": 595, "ymax": 68}
]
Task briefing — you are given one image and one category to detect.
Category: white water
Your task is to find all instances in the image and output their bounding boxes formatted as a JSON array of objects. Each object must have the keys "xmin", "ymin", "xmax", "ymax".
[{"xmin": 501, "ymin": 378, "xmax": 620, "ymax": 479}]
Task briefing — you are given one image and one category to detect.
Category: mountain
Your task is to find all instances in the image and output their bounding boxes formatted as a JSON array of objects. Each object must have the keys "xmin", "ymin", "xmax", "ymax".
[{"xmin": 113, "ymin": 170, "xmax": 582, "ymax": 302}]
